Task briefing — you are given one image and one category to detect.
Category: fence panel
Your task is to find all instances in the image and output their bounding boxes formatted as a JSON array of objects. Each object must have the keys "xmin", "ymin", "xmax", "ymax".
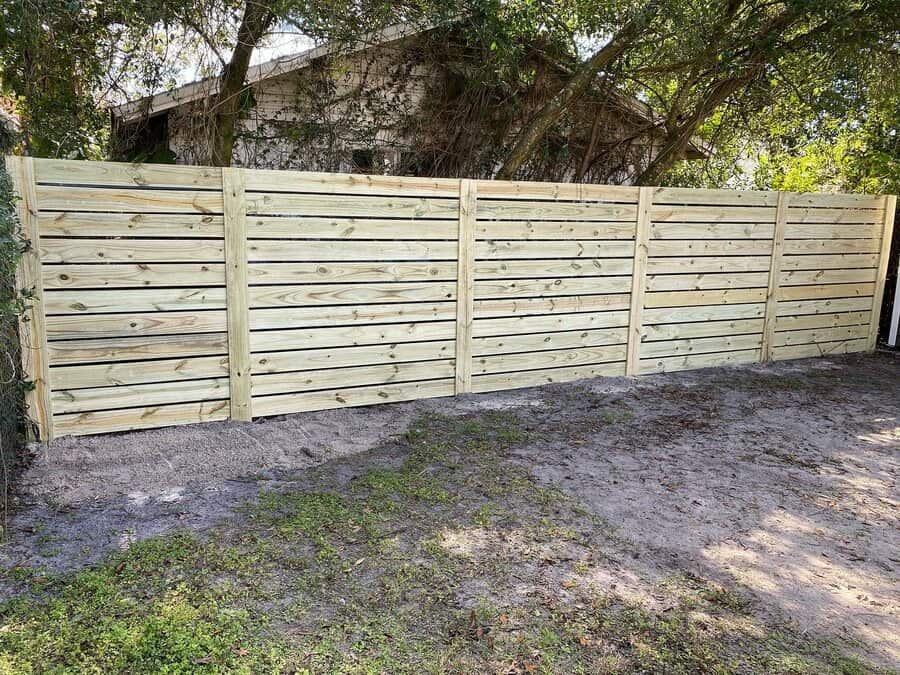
[{"xmin": 7, "ymin": 157, "xmax": 896, "ymax": 439}]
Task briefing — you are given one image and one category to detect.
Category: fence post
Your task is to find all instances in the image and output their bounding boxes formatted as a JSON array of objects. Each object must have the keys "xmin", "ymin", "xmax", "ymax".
[
  {"xmin": 761, "ymin": 191, "xmax": 789, "ymax": 362},
  {"xmin": 455, "ymin": 179, "xmax": 476, "ymax": 394},
  {"xmin": 868, "ymin": 194, "xmax": 897, "ymax": 351},
  {"xmin": 625, "ymin": 187, "xmax": 652, "ymax": 376},
  {"xmin": 6, "ymin": 156, "xmax": 53, "ymax": 441},
  {"xmin": 222, "ymin": 167, "xmax": 252, "ymax": 421}
]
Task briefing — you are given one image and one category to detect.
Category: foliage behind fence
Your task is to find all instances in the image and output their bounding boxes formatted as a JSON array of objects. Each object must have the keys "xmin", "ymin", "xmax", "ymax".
[{"xmin": 5, "ymin": 157, "xmax": 896, "ymax": 440}]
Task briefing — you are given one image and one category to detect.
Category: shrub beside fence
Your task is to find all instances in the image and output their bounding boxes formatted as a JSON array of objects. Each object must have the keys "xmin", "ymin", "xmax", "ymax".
[{"xmin": 6, "ymin": 157, "xmax": 896, "ymax": 439}]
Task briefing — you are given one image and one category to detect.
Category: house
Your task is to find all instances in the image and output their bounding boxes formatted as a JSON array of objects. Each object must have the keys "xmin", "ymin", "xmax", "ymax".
[{"xmin": 110, "ymin": 21, "xmax": 708, "ymax": 183}]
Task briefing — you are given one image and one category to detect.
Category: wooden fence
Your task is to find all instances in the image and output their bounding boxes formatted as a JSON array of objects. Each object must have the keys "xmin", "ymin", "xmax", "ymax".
[{"xmin": 7, "ymin": 156, "xmax": 896, "ymax": 439}]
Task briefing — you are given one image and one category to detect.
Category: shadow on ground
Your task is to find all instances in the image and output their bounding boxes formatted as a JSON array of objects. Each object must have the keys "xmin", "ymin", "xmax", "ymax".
[{"xmin": 1, "ymin": 353, "xmax": 897, "ymax": 672}]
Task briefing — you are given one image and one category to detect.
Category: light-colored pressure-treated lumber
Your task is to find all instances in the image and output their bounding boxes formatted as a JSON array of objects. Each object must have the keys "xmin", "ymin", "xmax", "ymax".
[
  {"xmin": 626, "ymin": 186, "xmax": 652, "ymax": 376},
  {"xmin": 868, "ymin": 195, "xmax": 897, "ymax": 349},
  {"xmin": 252, "ymin": 379, "xmax": 455, "ymax": 417},
  {"xmin": 33, "ymin": 157, "xmax": 223, "ymax": 189},
  {"xmin": 473, "ymin": 327, "xmax": 628, "ymax": 356},
  {"xmin": 43, "ymin": 263, "xmax": 226, "ymax": 289},
  {"xmin": 455, "ymin": 179, "xmax": 475, "ymax": 394},
  {"xmin": 248, "ymin": 217, "xmax": 458, "ymax": 240},
  {"xmin": 39, "ymin": 213, "xmax": 224, "ymax": 238},
  {"xmin": 7, "ymin": 156, "xmax": 53, "ymax": 440},
  {"xmin": 36, "ymin": 185, "xmax": 223, "ymax": 213},
  {"xmin": 9, "ymin": 156, "xmax": 894, "ymax": 437},
  {"xmin": 250, "ymin": 302, "xmax": 457, "ymax": 331},
  {"xmin": 248, "ymin": 261, "xmax": 457, "ymax": 284},
  {"xmin": 252, "ymin": 360, "xmax": 456, "ymax": 397},
  {"xmin": 761, "ymin": 192, "xmax": 789, "ymax": 361},
  {"xmin": 471, "ymin": 362, "xmax": 626, "ymax": 393},
  {"xmin": 222, "ymin": 168, "xmax": 252, "ymax": 421}
]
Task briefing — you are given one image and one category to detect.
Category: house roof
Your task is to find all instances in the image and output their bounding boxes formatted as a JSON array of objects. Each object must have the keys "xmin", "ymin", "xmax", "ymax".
[
  {"xmin": 111, "ymin": 19, "xmax": 711, "ymax": 159},
  {"xmin": 111, "ymin": 21, "xmax": 434, "ymax": 123}
]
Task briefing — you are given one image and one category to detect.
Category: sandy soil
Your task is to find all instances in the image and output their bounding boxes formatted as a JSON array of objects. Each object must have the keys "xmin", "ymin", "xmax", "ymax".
[{"xmin": 2, "ymin": 352, "xmax": 898, "ymax": 668}]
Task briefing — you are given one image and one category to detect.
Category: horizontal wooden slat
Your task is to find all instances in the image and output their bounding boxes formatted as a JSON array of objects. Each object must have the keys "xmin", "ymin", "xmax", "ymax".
[
  {"xmin": 639, "ymin": 349, "xmax": 761, "ymax": 375},
  {"xmin": 249, "ymin": 282, "xmax": 455, "ymax": 308},
  {"xmin": 649, "ymin": 240, "xmax": 773, "ymax": 256},
  {"xmin": 471, "ymin": 362, "xmax": 625, "ymax": 393},
  {"xmin": 776, "ymin": 298, "xmax": 873, "ymax": 316},
  {"xmin": 252, "ymin": 379, "xmax": 455, "ymax": 416},
  {"xmin": 248, "ymin": 261, "xmax": 457, "ymax": 284},
  {"xmin": 475, "ymin": 221, "xmax": 635, "ymax": 240},
  {"xmin": 51, "ymin": 355, "xmax": 229, "ymax": 389},
  {"xmin": 644, "ymin": 289, "xmax": 766, "ymax": 308},
  {"xmin": 477, "ymin": 201, "xmax": 637, "ymax": 222},
  {"xmin": 44, "ymin": 288, "xmax": 226, "ymax": 314},
  {"xmin": 248, "ymin": 240, "xmax": 457, "ymax": 262},
  {"xmin": 253, "ymin": 340, "xmax": 455, "ymax": 374},
  {"xmin": 46, "ymin": 310, "xmax": 226, "ymax": 340},
  {"xmin": 475, "ymin": 258, "xmax": 633, "ymax": 279},
  {"xmin": 476, "ymin": 240, "xmax": 634, "ymax": 259},
  {"xmin": 245, "ymin": 193, "xmax": 458, "ymax": 218},
  {"xmin": 33, "ymin": 157, "xmax": 223, "ymax": 188},
  {"xmin": 643, "ymin": 303, "xmax": 765, "ymax": 325},
  {"xmin": 779, "ymin": 268, "xmax": 877, "ymax": 286},
  {"xmin": 473, "ymin": 328, "xmax": 628, "ymax": 356},
  {"xmin": 653, "ymin": 187, "xmax": 779, "ymax": 207},
  {"xmin": 475, "ymin": 180, "xmax": 638, "ymax": 203},
  {"xmin": 783, "ymin": 223, "xmax": 882, "ymax": 239},
  {"xmin": 646, "ymin": 256, "xmax": 771, "ymax": 274},
  {"xmin": 771, "ymin": 338, "xmax": 869, "ymax": 361},
  {"xmin": 474, "ymin": 345, "xmax": 626, "ymax": 374},
  {"xmin": 250, "ymin": 302, "xmax": 457, "ymax": 330},
  {"xmin": 53, "ymin": 377, "xmax": 229, "ymax": 414},
  {"xmin": 53, "ymin": 399, "xmax": 230, "ymax": 436},
  {"xmin": 474, "ymin": 276, "xmax": 630, "ymax": 299},
  {"xmin": 38, "ymin": 213, "xmax": 224, "ymax": 238},
  {"xmin": 47, "ymin": 333, "xmax": 228, "ymax": 366},
  {"xmin": 641, "ymin": 334, "xmax": 762, "ymax": 359},
  {"xmin": 774, "ymin": 311, "xmax": 871, "ymax": 332},
  {"xmin": 782, "ymin": 239, "xmax": 881, "ymax": 254},
  {"xmin": 43, "ymin": 263, "xmax": 226, "ymax": 289},
  {"xmin": 37, "ymin": 185, "xmax": 223, "ymax": 214},
  {"xmin": 650, "ymin": 223, "xmax": 774, "ymax": 239},
  {"xmin": 41, "ymin": 239, "xmax": 225, "ymax": 263},
  {"xmin": 248, "ymin": 217, "xmax": 458, "ymax": 239},
  {"xmin": 787, "ymin": 193, "xmax": 884, "ymax": 209},
  {"xmin": 651, "ymin": 206, "xmax": 777, "ymax": 223},
  {"xmin": 772, "ymin": 324, "xmax": 869, "ymax": 347},
  {"xmin": 777, "ymin": 283, "xmax": 874, "ymax": 301},
  {"xmin": 784, "ymin": 208, "xmax": 884, "ymax": 224},
  {"xmin": 642, "ymin": 318, "xmax": 763, "ymax": 341},
  {"xmin": 252, "ymin": 360, "xmax": 455, "ymax": 396},
  {"xmin": 473, "ymin": 311, "xmax": 630, "ymax": 337},
  {"xmin": 778, "ymin": 253, "xmax": 880, "ymax": 270},
  {"xmin": 251, "ymin": 321, "xmax": 456, "ymax": 352},
  {"xmin": 474, "ymin": 294, "xmax": 631, "ymax": 318},
  {"xmin": 645, "ymin": 272, "xmax": 769, "ymax": 291},
  {"xmin": 243, "ymin": 169, "xmax": 460, "ymax": 196}
]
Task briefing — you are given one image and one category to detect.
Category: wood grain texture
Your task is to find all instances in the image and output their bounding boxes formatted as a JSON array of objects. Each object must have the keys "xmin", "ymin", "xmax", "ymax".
[
  {"xmin": 868, "ymin": 195, "xmax": 897, "ymax": 349},
  {"xmin": 761, "ymin": 192, "xmax": 789, "ymax": 361},
  {"xmin": 7, "ymin": 156, "xmax": 54, "ymax": 440},
  {"xmin": 222, "ymin": 168, "xmax": 252, "ymax": 421},
  {"xmin": 626, "ymin": 187, "xmax": 651, "ymax": 376},
  {"xmin": 455, "ymin": 179, "xmax": 475, "ymax": 394}
]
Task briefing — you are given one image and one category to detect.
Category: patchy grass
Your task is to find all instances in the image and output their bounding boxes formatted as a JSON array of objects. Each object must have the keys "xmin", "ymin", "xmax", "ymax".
[{"xmin": 0, "ymin": 411, "xmax": 890, "ymax": 674}]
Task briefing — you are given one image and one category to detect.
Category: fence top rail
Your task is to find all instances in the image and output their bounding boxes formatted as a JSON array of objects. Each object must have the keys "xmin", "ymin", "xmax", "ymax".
[{"xmin": 17, "ymin": 157, "xmax": 891, "ymax": 207}]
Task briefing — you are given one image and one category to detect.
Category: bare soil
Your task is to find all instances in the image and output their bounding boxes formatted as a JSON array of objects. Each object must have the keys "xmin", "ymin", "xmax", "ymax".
[{"xmin": 2, "ymin": 352, "xmax": 898, "ymax": 669}]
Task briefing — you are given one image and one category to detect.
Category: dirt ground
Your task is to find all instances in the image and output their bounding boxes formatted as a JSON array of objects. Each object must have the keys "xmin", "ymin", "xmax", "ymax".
[{"xmin": 1, "ymin": 352, "xmax": 898, "ymax": 671}]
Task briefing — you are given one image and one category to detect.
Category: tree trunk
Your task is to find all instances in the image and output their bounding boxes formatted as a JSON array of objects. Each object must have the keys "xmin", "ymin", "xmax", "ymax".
[
  {"xmin": 495, "ymin": 3, "xmax": 658, "ymax": 180},
  {"xmin": 207, "ymin": 0, "xmax": 275, "ymax": 167}
]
